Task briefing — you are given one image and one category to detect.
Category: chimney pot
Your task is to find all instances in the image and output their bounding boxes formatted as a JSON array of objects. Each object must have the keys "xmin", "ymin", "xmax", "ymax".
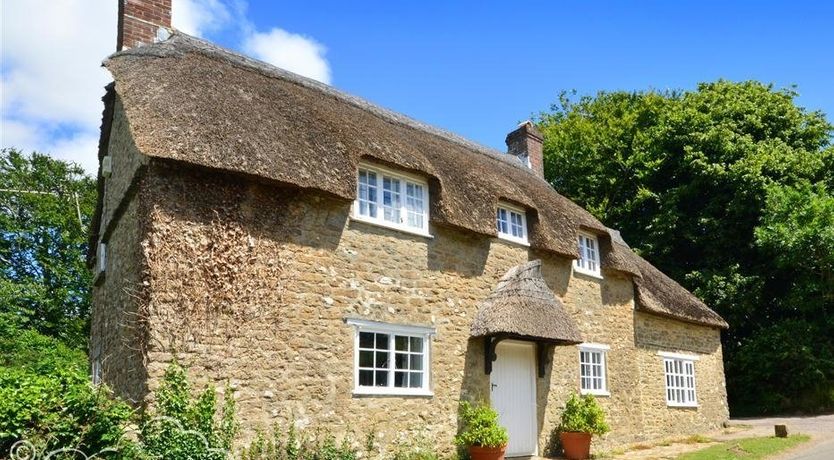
[
  {"xmin": 117, "ymin": 0, "xmax": 173, "ymax": 51},
  {"xmin": 505, "ymin": 121, "xmax": 544, "ymax": 178}
]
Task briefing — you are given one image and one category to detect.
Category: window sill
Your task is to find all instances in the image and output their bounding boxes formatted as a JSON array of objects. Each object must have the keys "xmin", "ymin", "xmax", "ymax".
[
  {"xmin": 667, "ymin": 403, "xmax": 699, "ymax": 408},
  {"xmin": 349, "ymin": 216, "xmax": 434, "ymax": 239},
  {"xmin": 580, "ymin": 390, "xmax": 611, "ymax": 397},
  {"xmin": 352, "ymin": 387, "xmax": 433, "ymax": 397},
  {"xmin": 496, "ymin": 236, "xmax": 530, "ymax": 247},
  {"xmin": 573, "ymin": 267, "xmax": 603, "ymax": 280}
]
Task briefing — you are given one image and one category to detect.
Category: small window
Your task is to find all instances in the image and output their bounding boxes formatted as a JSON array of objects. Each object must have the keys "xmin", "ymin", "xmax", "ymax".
[
  {"xmin": 347, "ymin": 319, "xmax": 434, "ymax": 396},
  {"xmin": 496, "ymin": 204, "xmax": 528, "ymax": 245},
  {"xmin": 98, "ymin": 243, "xmax": 107, "ymax": 274},
  {"xmin": 660, "ymin": 352, "xmax": 698, "ymax": 407},
  {"xmin": 91, "ymin": 358, "xmax": 102, "ymax": 385},
  {"xmin": 354, "ymin": 164, "xmax": 430, "ymax": 236},
  {"xmin": 579, "ymin": 343, "xmax": 609, "ymax": 395},
  {"xmin": 573, "ymin": 232, "xmax": 601, "ymax": 277}
]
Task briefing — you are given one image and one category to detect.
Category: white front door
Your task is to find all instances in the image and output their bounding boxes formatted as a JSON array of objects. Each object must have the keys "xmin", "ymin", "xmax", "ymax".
[{"xmin": 490, "ymin": 341, "xmax": 537, "ymax": 457}]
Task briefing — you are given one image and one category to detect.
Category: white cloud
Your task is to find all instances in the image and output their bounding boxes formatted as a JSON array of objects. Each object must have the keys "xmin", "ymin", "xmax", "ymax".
[
  {"xmin": 2, "ymin": 0, "xmax": 332, "ymax": 174},
  {"xmin": 172, "ymin": 0, "xmax": 232, "ymax": 37},
  {"xmin": 1, "ymin": 0, "xmax": 116, "ymax": 174},
  {"xmin": 243, "ymin": 28, "xmax": 332, "ymax": 84}
]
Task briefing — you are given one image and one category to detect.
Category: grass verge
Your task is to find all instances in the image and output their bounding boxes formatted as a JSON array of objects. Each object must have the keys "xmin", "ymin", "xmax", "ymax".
[{"xmin": 676, "ymin": 435, "xmax": 810, "ymax": 460}]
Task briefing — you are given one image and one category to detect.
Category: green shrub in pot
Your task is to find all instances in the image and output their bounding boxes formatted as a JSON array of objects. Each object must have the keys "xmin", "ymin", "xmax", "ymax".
[{"xmin": 453, "ymin": 401, "xmax": 509, "ymax": 448}]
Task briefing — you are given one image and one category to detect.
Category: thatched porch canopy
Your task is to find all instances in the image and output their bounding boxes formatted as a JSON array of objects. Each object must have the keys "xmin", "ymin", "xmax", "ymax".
[{"xmin": 471, "ymin": 260, "xmax": 582, "ymax": 344}]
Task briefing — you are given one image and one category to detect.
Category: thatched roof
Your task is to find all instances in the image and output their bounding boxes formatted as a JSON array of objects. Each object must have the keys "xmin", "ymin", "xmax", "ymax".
[
  {"xmin": 471, "ymin": 260, "xmax": 582, "ymax": 343},
  {"xmin": 95, "ymin": 31, "xmax": 727, "ymax": 330},
  {"xmin": 629, "ymin": 251, "xmax": 729, "ymax": 329}
]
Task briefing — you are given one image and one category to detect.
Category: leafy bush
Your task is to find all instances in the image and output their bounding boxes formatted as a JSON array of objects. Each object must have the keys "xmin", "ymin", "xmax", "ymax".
[
  {"xmin": 240, "ymin": 423, "xmax": 360, "ymax": 460},
  {"xmin": 558, "ymin": 393, "xmax": 609, "ymax": 436},
  {"xmin": 453, "ymin": 401, "xmax": 508, "ymax": 448},
  {"xmin": 0, "ymin": 321, "xmax": 133, "ymax": 456},
  {"xmin": 135, "ymin": 360, "xmax": 238, "ymax": 460}
]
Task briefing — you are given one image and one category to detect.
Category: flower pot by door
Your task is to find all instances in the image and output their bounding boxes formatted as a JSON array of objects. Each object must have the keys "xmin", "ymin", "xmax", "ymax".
[
  {"xmin": 468, "ymin": 445, "xmax": 507, "ymax": 460},
  {"xmin": 560, "ymin": 431, "xmax": 592, "ymax": 460}
]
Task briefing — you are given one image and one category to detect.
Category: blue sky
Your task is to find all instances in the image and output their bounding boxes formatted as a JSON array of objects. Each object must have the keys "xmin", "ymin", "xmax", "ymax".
[{"xmin": 2, "ymin": 0, "xmax": 832, "ymax": 173}]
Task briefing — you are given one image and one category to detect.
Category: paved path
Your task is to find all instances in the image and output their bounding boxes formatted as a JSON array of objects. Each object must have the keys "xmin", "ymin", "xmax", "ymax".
[
  {"xmin": 611, "ymin": 414, "xmax": 834, "ymax": 460},
  {"xmin": 729, "ymin": 414, "xmax": 834, "ymax": 460}
]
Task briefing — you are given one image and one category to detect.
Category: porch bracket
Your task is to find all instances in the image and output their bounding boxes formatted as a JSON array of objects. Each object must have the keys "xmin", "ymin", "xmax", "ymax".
[
  {"xmin": 536, "ymin": 342, "xmax": 551, "ymax": 378},
  {"xmin": 484, "ymin": 334, "xmax": 508, "ymax": 375}
]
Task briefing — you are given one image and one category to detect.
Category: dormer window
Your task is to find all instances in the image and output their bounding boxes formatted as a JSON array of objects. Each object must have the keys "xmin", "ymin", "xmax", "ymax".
[
  {"xmin": 353, "ymin": 163, "xmax": 430, "ymax": 237},
  {"xmin": 496, "ymin": 203, "xmax": 528, "ymax": 245},
  {"xmin": 573, "ymin": 232, "xmax": 601, "ymax": 277}
]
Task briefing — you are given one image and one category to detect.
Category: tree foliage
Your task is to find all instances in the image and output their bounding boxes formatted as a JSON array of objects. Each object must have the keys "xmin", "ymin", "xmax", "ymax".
[
  {"xmin": 538, "ymin": 80, "xmax": 834, "ymax": 415},
  {"xmin": 0, "ymin": 149, "xmax": 97, "ymax": 348}
]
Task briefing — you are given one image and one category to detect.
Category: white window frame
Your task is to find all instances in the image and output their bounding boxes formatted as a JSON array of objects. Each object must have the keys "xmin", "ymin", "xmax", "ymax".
[
  {"xmin": 578, "ymin": 343, "xmax": 610, "ymax": 396},
  {"xmin": 573, "ymin": 232, "xmax": 602, "ymax": 278},
  {"xmin": 346, "ymin": 318, "xmax": 435, "ymax": 396},
  {"xmin": 659, "ymin": 351, "xmax": 699, "ymax": 407},
  {"xmin": 351, "ymin": 163, "xmax": 431, "ymax": 238},
  {"xmin": 496, "ymin": 202, "xmax": 529, "ymax": 245},
  {"xmin": 98, "ymin": 243, "xmax": 107, "ymax": 274}
]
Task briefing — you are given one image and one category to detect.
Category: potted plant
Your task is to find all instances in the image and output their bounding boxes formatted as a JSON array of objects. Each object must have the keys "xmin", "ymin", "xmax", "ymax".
[
  {"xmin": 454, "ymin": 400, "xmax": 509, "ymax": 460},
  {"xmin": 558, "ymin": 393, "xmax": 610, "ymax": 460}
]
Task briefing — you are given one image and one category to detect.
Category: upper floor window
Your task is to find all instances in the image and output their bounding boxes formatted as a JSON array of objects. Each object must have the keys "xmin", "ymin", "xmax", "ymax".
[
  {"xmin": 353, "ymin": 164, "xmax": 430, "ymax": 236},
  {"xmin": 496, "ymin": 204, "xmax": 528, "ymax": 245},
  {"xmin": 346, "ymin": 318, "xmax": 435, "ymax": 396},
  {"xmin": 660, "ymin": 352, "xmax": 698, "ymax": 407},
  {"xmin": 574, "ymin": 232, "xmax": 601, "ymax": 277},
  {"xmin": 579, "ymin": 343, "xmax": 609, "ymax": 396}
]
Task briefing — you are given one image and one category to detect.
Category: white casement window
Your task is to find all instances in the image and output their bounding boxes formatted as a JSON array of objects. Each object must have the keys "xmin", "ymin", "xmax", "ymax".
[
  {"xmin": 91, "ymin": 358, "xmax": 102, "ymax": 385},
  {"xmin": 660, "ymin": 352, "xmax": 698, "ymax": 407},
  {"xmin": 579, "ymin": 343, "xmax": 609, "ymax": 395},
  {"xmin": 573, "ymin": 232, "xmax": 601, "ymax": 277},
  {"xmin": 496, "ymin": 203, "xmax": 528, "ymax": 245},
  {"xmin": 353, "ymin": 164, "xmax": 430, "ymax": 237},
  {"xmin": 98, "ymin": 243, "xmax": 107, "ymax": 274},
  {"xmin": 346, "ymin": 318, "xmax": 434, "ymax": 396}
]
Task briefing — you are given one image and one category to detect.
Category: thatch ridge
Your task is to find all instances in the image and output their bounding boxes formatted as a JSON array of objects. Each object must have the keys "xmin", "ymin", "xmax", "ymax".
[{"xmin": 471, "ymin": 260, "xmax": 582, "ymax": 343}]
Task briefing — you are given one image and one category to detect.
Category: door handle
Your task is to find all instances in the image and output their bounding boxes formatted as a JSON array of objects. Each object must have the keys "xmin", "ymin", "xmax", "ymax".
[{"xmin": 491, "ymin": 383, "xmax": 498, "ymax": 391}]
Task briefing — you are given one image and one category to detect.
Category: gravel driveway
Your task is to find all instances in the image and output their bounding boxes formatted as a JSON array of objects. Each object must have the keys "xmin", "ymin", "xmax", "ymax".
[{"xmin": 727, "ymin": 414, "xmax": 834, "ymax": 460}]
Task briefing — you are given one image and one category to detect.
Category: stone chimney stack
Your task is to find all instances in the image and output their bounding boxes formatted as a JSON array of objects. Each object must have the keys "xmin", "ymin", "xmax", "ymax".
[
  {"xmin": 505, "ymin": 120, "xmax": 544, "ymax": 178},
  {"xmin": 117, "ymin": 0, "xmax": 172, "ymax": 51}
]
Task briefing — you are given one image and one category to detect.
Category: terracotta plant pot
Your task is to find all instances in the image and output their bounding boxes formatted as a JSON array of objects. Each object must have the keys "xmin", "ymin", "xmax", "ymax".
[
  {"xmin": 560, "ymin": 431, "xmax": 592, "ymax": 460},
  {"xmin": 468, "ymin": 444, "xmax": 507, "ymax": 460}
]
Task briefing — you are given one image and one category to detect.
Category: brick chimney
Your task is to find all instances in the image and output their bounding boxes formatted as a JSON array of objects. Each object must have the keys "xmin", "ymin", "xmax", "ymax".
[
  {"xmin": 117, "ymin": 0, "xmax": 172, "ymax": 51},
  {"xmin": 506, "ymin": 120, "xmax": 544, "ymax": 178}
]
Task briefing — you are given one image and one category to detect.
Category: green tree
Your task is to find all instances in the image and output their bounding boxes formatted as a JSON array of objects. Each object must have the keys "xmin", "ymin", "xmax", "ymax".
[
  {"xmin": 0, "ymin": 148, "xmax": 96, "ymax": 348},
  {"xmin": 538, "ymin": 81, "xmax": 834, "ymax": 414}
]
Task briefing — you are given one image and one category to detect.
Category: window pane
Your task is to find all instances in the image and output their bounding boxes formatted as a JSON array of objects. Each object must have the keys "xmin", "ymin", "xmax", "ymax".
[
  {"xmin": 405, "ymin": 182, "xmax": 425, "ymax": 229},
  {"xmin": 395, "ymin": 353, "xmax": 408, "ymax": 370},
  {"xmin": 410, "ymin": 354, "xmax": 423, "ymax": 371},
  {"xmin": 410, "ymin": 337, "xmax": 423, "ymax": 353},
  {"xmin": 375, "ymin": 351, "xmax": 389, "ymax": 367},
  {"xmin": 375, "ymin": 370, "xmax": 388, "ymax": 387},
  {"xmin": 394, "ymin": 371, "xmax": 408, "ymax": 388},
  {"xmin": 359, "ymin": 350, "xmax": 373, "ymax": 367},
  {"xmin": 497, "ymin": 209, "xmax": 508, "ymax": 234},
  {"xmin": 359, "ymin": 332, "xmax": 374, "ymax": 349},
  {"xmin": 375, "ymin": 333, "xmax": 389, "ymax": 349},
  {"xmin": 409, "ymin": 372, "xmax": 423, "ymax": 388},
  {"xmin": 395, "ymin": 336, "xmax": 409, "ymax": 351},
  {"xmin": 359, "ymin": 370, "xmax": 373, "ymax": 386},
  {"xmin": 382, "ymin": 176, "xmax": 401, "ymax": 223}
]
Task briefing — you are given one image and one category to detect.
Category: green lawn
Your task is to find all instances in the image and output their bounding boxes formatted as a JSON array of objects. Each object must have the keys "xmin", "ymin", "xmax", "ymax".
[{"xmin": 676, "ymin": 435, "xmax": 811, "ymax": 460}]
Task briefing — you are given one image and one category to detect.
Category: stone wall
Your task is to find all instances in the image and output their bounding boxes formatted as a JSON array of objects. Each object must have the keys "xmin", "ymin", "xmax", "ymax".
[
  {"xmin": 90, "ymin": 102, "xmax": 151, "ymax": 404},
  {"xmin": 120, "ymin": 162, "xmax": 729, "ymax": 455}
]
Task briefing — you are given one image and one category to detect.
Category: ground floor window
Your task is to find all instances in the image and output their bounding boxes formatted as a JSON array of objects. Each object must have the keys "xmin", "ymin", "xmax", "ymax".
[
  {"xmin": 346, "ymin": 318, "xmax": 434, "ymax": 396},
  {"xmin": 660, "ymin": 352, "xmax": 698, "ymax": 407},
  {"xmin": 578, "ymin": 343, "xmax": 609, "ymax": 395}
]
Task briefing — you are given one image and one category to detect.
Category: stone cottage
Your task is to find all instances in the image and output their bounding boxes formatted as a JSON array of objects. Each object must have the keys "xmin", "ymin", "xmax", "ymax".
[{"xmin": 90, "ymin": 1, "xmax": 730, "ymax": 456}]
